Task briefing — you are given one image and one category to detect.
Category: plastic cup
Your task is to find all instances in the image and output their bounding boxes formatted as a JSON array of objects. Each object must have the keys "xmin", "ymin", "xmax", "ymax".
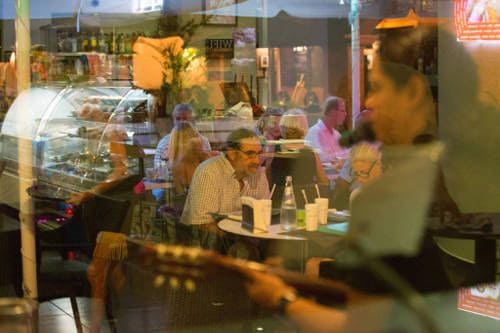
[
  {"xmin": 305, "ymin": 203, "xmax": 319, "ymax": 231},
  {"xmin": 315, "ymin": 198, "xmax": 329, "ymax": 225},
  {"xmin": 257, "ymin": 199, "xmax": 272, "ymax": 231},
  {"xmin": 297, "ymin": 209, "xmax": 306, "ymax": 228}
]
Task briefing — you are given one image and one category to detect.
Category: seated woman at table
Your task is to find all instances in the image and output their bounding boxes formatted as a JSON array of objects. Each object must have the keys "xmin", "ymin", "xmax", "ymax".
[
  {"xmin": 267, "ymin": 109, "xmax": 329, "ymax": 208},
  {"xmin": 255, "ymin": 107, "xmax": 284, "ymax": 167},
  {"xmin": 168, "ymin": 121, "xmax": 210, "ymax": 196},
  {"xmin": 255, "ymin": 107, "xmax": 284, "ymax": 141},
  {"xmin": 332, "ymin": 109, "xmax": 377, "ymax": 210},
  {"xmin": 347, "ymin": 142, "xmax": 383, "ymax": 205}
]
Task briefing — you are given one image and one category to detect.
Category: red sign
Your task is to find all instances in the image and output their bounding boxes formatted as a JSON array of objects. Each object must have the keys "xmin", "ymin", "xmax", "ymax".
[
  {"xmin": 458, "ymin": 283, "xmax": 500, "ymax": 320},
  {"xmin": 455, "ymin": 0, "xmax": 500, "ymax": 40}
]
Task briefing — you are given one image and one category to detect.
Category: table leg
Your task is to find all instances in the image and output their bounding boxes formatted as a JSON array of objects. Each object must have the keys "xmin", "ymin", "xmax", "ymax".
[
  {"xmin": 475, "ymin": 239, "xmax": 496, "ymax": 282},
  {"xmin": 300, "ymin": 239, "xmax": 309, "ymax": 273}
]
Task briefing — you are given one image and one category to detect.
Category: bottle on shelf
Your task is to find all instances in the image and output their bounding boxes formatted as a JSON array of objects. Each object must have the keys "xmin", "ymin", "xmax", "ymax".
[
  {"xmin": 131, "ymin": 32, "xmax": 138, "ymax": 50},
  {"xmin": 90, "ymin": 31, "xmax": 97, "ymax": 52},
  {"xmin": 76, "ymin": 32, "xmax": 82, "ymax": 52},
  {"xmin": 106, "ymin": 33, "xmax": 113, "ymax": 54},
  {"xmin": 56, "ymin": 31, "xmax": 63, "ymax": 52},
  {"xmin": 81, "ymin": 32, "xmax": 89, "ymax": 52},
  {"xmin": 61, "ymin": 32, "xmax": 71, "ymax": 52},
  {"xmin": 125, "ymin": 33, "xmax": 132, "ymax": 54},
  {"xmin": 68, "ymin": 33, "xmax": 77, "ymax": 53},
  {"xmin": 280, "ymin": 176, "xmax": 297, "ymax": 231},
  {"xmin": 114, "ymin": 33, "xmax": 120, "ymax": 53},
  {"xmin": 98, "ymin": 30, "xmax": 107, "ymax": 53},
  {"xmin": 118, "ymin": 33, "xmax": 126, "ymax": 54}
]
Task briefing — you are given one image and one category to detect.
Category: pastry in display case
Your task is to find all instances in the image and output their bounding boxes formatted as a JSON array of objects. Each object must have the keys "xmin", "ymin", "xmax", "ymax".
[{"xmin": 0, "ymin": 83, "xmax": 153, "ymax": 209}]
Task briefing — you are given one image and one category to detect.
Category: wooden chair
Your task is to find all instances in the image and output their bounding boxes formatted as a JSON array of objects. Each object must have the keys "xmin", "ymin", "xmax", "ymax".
[{"xmin": 36, "ymin": 195, "xmax": 131, "ymax": 333}]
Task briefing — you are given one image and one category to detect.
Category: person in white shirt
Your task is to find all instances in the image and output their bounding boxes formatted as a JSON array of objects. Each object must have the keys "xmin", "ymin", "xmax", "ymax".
[{"xmin": 305, "ymin": 96, "xmax": 349, "ymax": 164}]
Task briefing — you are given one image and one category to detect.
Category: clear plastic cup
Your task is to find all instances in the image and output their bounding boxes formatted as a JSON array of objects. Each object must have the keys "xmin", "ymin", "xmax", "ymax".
[
  {"xmin": 315, "ymin": 197, "xmax": 329, "ymax": 225},
  {"xmin": 305, "ymin": 203, "xmax": 319, "ymax": 231},
  {"xmin": 255, "ymin": 199, "xmax": 272, "ymax": 232}
]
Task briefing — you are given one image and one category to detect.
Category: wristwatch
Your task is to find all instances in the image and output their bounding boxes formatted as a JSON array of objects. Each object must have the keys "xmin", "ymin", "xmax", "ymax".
[{"xmin": 278, "ymin": 290, "xmax": 298, "ymax": 315}]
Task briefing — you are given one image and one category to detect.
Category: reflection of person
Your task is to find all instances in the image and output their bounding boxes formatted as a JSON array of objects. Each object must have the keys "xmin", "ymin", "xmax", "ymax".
[
  {"xmin": 245, "ymin": 32, "xmax": 457, "ymax": 332},
  {"xmin": 305, "ymin": 96, "xmax": 349, "ymax": 164},
  {"xmin": 254, "ymin": 107, "xmax": 283, "ymax": 141},
  {"xmin": 168, "ymin": 121, "xmax": 209, "ymax": 195},
  {"xmin": 154, "ymin": 103, "xmax": 211, "ymax": 168},
  {"xmin": 67, "ymin": 143, "xmax": 128, "ymax": 206},
  {"xmin": 255, "ymin": 107, "xmax": 284, "ymax": 167},
  {"xmin": 348, "ymin": 143, "xmax": 382, "ymax": 204},
  {"xmin": 267, "ymin": 109, "xmax": 329, "ymax": 208},
  {"xmin": 332, "ymin": 109, "xmax": 377, "ymax": 210},
  {"xmin": 67, "ymin": 107, "xmax": 129, "ymax": 206},
  {"xmin": 180, "ymin": 128, "xmax": 269, "ymax": 246}
]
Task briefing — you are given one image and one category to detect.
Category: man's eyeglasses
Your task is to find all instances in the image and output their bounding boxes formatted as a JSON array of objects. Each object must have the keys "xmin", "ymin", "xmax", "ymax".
[
  {"xmin": 352, "ymin": 159, "xmax": 378, "ymax": 178},
  {"xmin": 237, "ymin": 147, "xmax": 262, "ymax": 158}
]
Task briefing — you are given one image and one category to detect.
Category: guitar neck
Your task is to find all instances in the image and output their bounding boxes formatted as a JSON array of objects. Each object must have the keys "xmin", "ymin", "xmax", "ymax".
[
  {"xmin": 215, "ymin": 254, "xmax": 349, "ymax": 301},
  {"xmin": 127, "ymin": 239, "xmax": 350, "ymax": 301}
]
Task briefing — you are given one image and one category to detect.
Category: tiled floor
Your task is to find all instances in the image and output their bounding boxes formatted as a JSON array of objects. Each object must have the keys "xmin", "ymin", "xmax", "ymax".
[{"xmin": 39, "ymin": 297, "xmax": 112, "ymax": 333}]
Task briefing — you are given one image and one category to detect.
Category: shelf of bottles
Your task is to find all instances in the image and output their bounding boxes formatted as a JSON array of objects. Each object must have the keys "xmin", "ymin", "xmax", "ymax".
[{"xmin": 32, "ymin": 30, "xmax": 147, "ymax": 84}]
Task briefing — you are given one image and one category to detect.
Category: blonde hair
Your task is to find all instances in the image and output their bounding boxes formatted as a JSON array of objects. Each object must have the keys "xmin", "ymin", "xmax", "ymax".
[
  {"xmin": 350, "ymin": 142, "xmax": 381, "ymax": 163},
  {"xmin": 279, "ymin": 108, "xmax": 309, "ymax": 139},
  {"xmin": 255, "ymin": 107, "xmax": 284, "ymax": 137},
  {"xmin": 168, "ymin": 121, "xmax": 202, "ymax": 164}
]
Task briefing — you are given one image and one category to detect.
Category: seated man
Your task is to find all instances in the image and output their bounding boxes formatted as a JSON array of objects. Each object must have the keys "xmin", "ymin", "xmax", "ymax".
[
  {"xmin": 180, "ymin": 128, "xmax": 270, "ymax": 248},
  {"xmin": 154, "ymin": 103, "xmax": 211, "ymax": 168},
  {"xmin": 305, "ymin": 96, "xmax": 349, "ymax": 164}
]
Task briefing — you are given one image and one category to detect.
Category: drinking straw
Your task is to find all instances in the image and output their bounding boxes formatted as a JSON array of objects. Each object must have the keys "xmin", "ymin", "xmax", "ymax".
[
  {"xmin": 315, "ymin": 184, "xmax": 321, "ymax": 198},
  {"xmin": 301, "ymin": 189, "xmax": 309, "ymax": 204},
  {"xmin": 269, "ymin": 184, "xmax": 276, "ymax": 199}
]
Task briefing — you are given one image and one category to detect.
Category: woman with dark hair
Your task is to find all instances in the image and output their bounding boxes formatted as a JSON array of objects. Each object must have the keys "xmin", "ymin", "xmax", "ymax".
[{"xmin": 243, "ymin": 49, "xmax": 453, "ymax": 333}]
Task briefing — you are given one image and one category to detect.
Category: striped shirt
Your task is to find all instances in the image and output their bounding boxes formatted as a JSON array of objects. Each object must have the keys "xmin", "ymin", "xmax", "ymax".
[{"xmin": 181, "ymin": 154, "xmax": 270, "ymax": 225}]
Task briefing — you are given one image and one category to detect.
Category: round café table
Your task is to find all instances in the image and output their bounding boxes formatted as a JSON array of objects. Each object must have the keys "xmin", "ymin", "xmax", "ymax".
[
  {"xmin": 217, "ymin": 219, "xmax": 306, "ymax": 240},
  {"xmin": 218, "ymin": 219, "xmax": 346, "ymax": 271},
  {"xmin": 218, "ymin": 219, "xmax": 308, "ymax": 270},
  {"xmin": 429, "ymin": 215, "xmax": 500, "ymax": 282}
]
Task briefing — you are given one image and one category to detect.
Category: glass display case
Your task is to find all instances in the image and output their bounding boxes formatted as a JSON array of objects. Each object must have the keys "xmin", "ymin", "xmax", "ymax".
[{"xmin": 0, "ymin": 84, "xmax": 152, "ymax": 204}]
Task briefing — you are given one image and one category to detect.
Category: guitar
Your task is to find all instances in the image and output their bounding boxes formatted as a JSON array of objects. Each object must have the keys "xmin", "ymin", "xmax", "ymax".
[{"xmin": 126, "ymin": 238, "xmax": 362, "ymax": 304}]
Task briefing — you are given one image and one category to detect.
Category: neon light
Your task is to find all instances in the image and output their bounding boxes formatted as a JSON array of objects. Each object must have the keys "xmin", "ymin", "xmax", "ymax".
[{"xmin": 455, "ymin": 0, "xmax": 500, "ymax": 41}]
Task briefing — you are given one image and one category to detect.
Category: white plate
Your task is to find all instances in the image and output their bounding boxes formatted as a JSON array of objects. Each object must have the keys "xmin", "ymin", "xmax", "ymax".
[
  {"xmin": 266, "ymin": 139, "xmax": 307, "ymax": 145},
  {"xmin": 328, "ymin": 209, "xmax": 350, "ymax": 222}
]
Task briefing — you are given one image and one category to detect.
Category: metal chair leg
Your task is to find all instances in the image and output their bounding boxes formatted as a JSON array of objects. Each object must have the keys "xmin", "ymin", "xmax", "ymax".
[{"xmin": 69, "ymin": 296, "xmax": 83, "ymax": 333}]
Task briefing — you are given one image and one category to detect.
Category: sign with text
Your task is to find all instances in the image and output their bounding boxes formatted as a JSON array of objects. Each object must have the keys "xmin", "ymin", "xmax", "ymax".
[
  {"xmin": 455, "ymin": 0, "xmax": 500, "ymax": 41},
  {"xmin": 205, "ymin": 39, "xmax": 234, "ymax": 59},
  {"xmin": 458, "ymin": 283, "xmax": 500, "ymax": 320}
]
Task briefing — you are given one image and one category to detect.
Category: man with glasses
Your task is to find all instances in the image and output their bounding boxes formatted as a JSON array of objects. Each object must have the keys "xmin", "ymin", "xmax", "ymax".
[
  {"xmin": 180, "ymin": 128, "xmax": 270, "ymax": 246},
  {"xmin": 305, "ymin": 96, "xmax": 349, "ymax": 164}
]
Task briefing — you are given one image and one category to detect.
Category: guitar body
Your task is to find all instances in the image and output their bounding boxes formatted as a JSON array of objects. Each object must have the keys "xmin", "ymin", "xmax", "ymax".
[{"xmin": 112, "ymin": 240, "xmax": 262, "ymax": 332}]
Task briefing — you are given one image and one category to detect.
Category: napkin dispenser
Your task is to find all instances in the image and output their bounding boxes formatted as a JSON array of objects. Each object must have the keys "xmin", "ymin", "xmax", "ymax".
[{"xmin": 241, "ymin": 196, "xmax": 270, "ymax": 233}]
